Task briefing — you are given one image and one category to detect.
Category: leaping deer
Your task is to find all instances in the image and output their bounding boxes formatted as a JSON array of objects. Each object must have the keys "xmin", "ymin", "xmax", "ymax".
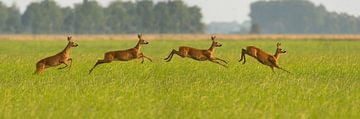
[
  {"xmin": 89, "ymin": 34, "xmax": 152, "ymax": 74},
  {"xmin": 164, "ymin": 35, "xmax": 228, "ymax": 68},
  {"xmin": 34, "ymin": 36, "xmax": 78, "ymax": 74},
  {"xmin": 239, "ymin": 43, "xmax": 290, "ymax": 73}
]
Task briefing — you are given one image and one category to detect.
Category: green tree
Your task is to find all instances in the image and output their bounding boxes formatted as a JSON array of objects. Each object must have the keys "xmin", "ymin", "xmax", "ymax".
[
  {"xmin": 73, "ymin": 0, "xmax": 105, "ymax": 34},
  {"xmin": 153, "ymin": 2, "xmax": 170, "ymax": 33},
  {"xmin": 0, "ymin": 0, "xmax": 204, "ymax": 34},
  {"xmin": 0, "ymin": 2, "xmax": 9, "ymax": 33},
  {"xmin": 5, "ymin": 4, "xmax": 22, "ymax": 33},
  {"xmin": 249, "ymin": 23, "xmax": 261, "ymax": 34},
  {"xmin": 250, "ymin": 0, "xmax": 360, "ymax": 34},
  {"xmin": 104, "ymin": 1, "xmax": 131, "ymax": 34},
  {"xmin": 22, "ymin": 0, "xmax": 63, "ymax": 34},
  {"xmin": 62, "ymin": 7, "xmax": 75, "ymax": 34},
  {"xmin": 188, "ymin": 6, "xmax": 204, "ymax": 33},
  {"xmin": 135, "ymin": 0, "xmax": 155, "ymax": 33}
]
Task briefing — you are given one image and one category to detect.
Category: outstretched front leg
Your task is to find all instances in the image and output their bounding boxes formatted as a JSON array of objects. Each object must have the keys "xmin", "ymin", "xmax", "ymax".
[
  {"xmin": 209, "ymin": 59, "xmax": 228, "ymax": 68},
  {"xmin": 214, "ymin": 57, "xmax": 228, "ymax": 64},
  {"xmin": 275, "ymin": 65, "xmax": 291, "ymax": 74},
  {"xmin": 239, "ymin": 49, "xmax": 246, "ymax": 64},
  {"xmin": 269, "ymin": 60, "xmax": 291, "ymax": 74},
  {"xmin": 140, "ymin": 53, "xmax": 152, "ymax": 63}
]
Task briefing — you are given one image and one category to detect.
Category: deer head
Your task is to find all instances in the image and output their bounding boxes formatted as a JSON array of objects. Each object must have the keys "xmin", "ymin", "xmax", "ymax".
[
  {"xmin": 211, "ymin": 35, "xmax": 222, "ymax": 47},
  {"xmin": 67, "ymin": 36, "xmax": 78, "ymax": 47},
  {"xmin": 276, "ymin": 43, "xmax": 286, "ymax": 54},
  {"xmin": 137, "ymin": 33, "xmax": 149, "ymax": 45}
]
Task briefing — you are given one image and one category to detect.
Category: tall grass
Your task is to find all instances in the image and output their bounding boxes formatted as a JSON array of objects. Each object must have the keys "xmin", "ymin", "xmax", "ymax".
[{"xmin": 0, "ymin": 39, "xmax": 359, "ymax": 118}]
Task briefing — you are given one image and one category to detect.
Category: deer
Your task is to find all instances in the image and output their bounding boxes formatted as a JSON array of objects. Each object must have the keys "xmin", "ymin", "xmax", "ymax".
[
  {"xmin": 88, "ymin": 34, "xmax": 152, "ymax": 74},
  {"xmin": 34, "ymin": 36, "xmax": 79, "ymax": 74},
  {"xmin": 239, "ymin": 43, "xmax": 290, "ymax": 73},
  {"xmin": 164, "ymin": 35, "xmax": 228, "ymax": 68}
]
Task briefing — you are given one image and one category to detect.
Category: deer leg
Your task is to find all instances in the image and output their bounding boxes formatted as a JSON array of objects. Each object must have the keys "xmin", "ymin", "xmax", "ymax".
[
  {"xmin": 214, "ymin": 57, "xmax": 228, "ymax": 64},
  {"xmin": 67, "ymin": 58, "xmax": 73, "ymax": 69},
  {"xmin": 270, "ymin": 66, "xmax": 276, "ymax": 73},
  {"xmin": 239, "ymin": 49, "xmax": 247, "ymax": 64},
  {"xmin": 141, "ymin": 57, "xmax": 145, "ymax": 64},
  {"xmin": 89, "ymin": 60, "xmax": 112, "ymax": 74},
  {"xmin": 270, "ymin": 60, "xmax": 291, "ymax": 74},
  {"xmin": 58, "ymin": 64, "xmax": 68, "ymax": 69},
  {"xmin": 165, "ymin": 49, "xmax": 183, "ymax": 62},
  {"xmin": 242, "ymin": 55, "xmax": 246, "ymax": 64},
  {"xmin": 164, "ymin": 50, "xmax": 173, "ymax": 60},
  {"xmin": 34, "ymin": 63, "xmax": 45, "ymax": 74},
  {"xmin": 164, "ymin": 49, "xmax": 177, "ymax": 61},
  {"xmin": 239, "ymin": 49, "xmax": 245, "ymax": 62},
  {"xmin": 275, "ymin": 66, "xmax": 291, "ymax": 74},
  {"xmin": 144, "ymin": 56, "xmax": 152, "ymax": 62},
  {"xmin": 140, "ymin": 53, "xmax": 152, "ymax": 63},
  {"xmin": 58, "ymin": 61, "xmax": 68, "ymax": 69},
  {"xmin": 209, "ymin": 59, "xmax": 228, "ymax": 68}
]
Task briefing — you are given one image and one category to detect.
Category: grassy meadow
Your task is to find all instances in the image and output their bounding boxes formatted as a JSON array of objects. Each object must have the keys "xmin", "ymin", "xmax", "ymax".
[{"xmin": 0, "ymin": 37, "xmax": 359, "ymax": 118}]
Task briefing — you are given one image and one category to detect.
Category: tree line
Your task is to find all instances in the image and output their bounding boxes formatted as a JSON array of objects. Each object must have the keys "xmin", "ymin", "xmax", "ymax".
[
  {"xmin": 250, "ymin": 0, "xmax": 360, "ymax": 34},
  {"xmin": 0, "ymin": 0, "xmax": 204, "ymax": 34}
]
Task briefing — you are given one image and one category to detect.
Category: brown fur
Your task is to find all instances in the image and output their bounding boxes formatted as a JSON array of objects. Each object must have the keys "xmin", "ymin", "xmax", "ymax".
[
  {"xmin": 239, "ymin": 43, "xmax": 290, "ymax": 73},
  {"xmin": 89, "ymin": 34, "xmax": 152, "ymax": 74},
  {"xmin": 34, "ymin": 36, "xmax": 78, "ymax": 74},
  {"xmin": 164, "ymin": 35, "xmax": 228, "ymax": 67}
]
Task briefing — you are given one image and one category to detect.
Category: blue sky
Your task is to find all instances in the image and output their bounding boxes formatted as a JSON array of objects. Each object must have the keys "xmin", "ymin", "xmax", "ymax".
[{"xmin": 2, "ymin": 0, "xmax": 360, "ymax": 23}]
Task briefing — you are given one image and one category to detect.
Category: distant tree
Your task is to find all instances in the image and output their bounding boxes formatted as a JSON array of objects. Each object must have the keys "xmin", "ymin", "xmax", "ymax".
[
  {"xmin": 73, "ymin": 0, "xmax": 105, "ymax": 34},
  {"xmin": 0, "ymin": 2, "xmax": 8, "ymax": 33},
  {"xmin": 188, "ymin": 6, "xmax": 204, "ymax": 33},
  {"xmin": 62, "ymin": 7, "xmax": 75, "ymax": 34},
  {"xmin": 249, "ymin": 23, "xmax": 261, "ymax": 34},
  {"xmin": 5, "ymin": 4, "xmax": 22, "ymax": 33},
  {"xmin": 121, "ymin": 2, "xmax": 138, "ymax": 33},
  {"xmin": 135, "ymin": 0, "xmax": 155, "ymax": 33},
  {"xmin": 22, "ymin": 0, "xmax": 63, "ymax": 34},
  {"xmin": 104, "ymin": 1, "xmax": 128, "ymax": 33},
  {"xmin": 250, "ymin": 0, "xmax": 360, "ymax": 34},
  {"xmin": 0, "ymin": 0, "xmax": 204, "ymax": 34},
  {"xmin": 153, "ymin": 2, "xmax": 170, "ymax": 33},
  {"xmin": 154, "ymin": 1, "xmax": 203, "ymax": 33},
  {"xmin": 168, "ymin": 1, "xmax": 188, "ymax": 33}
]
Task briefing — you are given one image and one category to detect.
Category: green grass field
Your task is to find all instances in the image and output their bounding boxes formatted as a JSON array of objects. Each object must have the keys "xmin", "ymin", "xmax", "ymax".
[{"xmin": 0, "ymin": 39, "xmax": 359, "ymax": 118}]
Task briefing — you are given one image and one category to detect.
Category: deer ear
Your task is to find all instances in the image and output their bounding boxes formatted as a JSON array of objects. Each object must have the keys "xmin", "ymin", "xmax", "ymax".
[
  {"xmin": 67, "ymin": 36, "xmax": 72, "ymax": 41},
  {"xmin": 138, "ymin": 33, "xmax": 142, "ymax": 39},
  {"xmin": 211, "ymin": 35, "xmax": 216, "ymax": 41},
  {"xmin": 277, "ymin": 42, "xmax": 281, "ymax": 47}
]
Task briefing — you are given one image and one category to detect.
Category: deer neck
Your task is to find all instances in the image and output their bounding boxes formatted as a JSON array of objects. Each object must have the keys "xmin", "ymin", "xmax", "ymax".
[
  {"xmin": 208, "ymin": 44, "xmax": 215, "ymax": 52},
  {"xmin": 61, "ymin": 43, "xmax": 72, "ymax": 56},
  {"xmin": 274, "ymin": 51, "xmax": 280, "ymax": 60},
  {"xmin": 134, "ymin": 42, "xmax": 141, "ymax": 51}
]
